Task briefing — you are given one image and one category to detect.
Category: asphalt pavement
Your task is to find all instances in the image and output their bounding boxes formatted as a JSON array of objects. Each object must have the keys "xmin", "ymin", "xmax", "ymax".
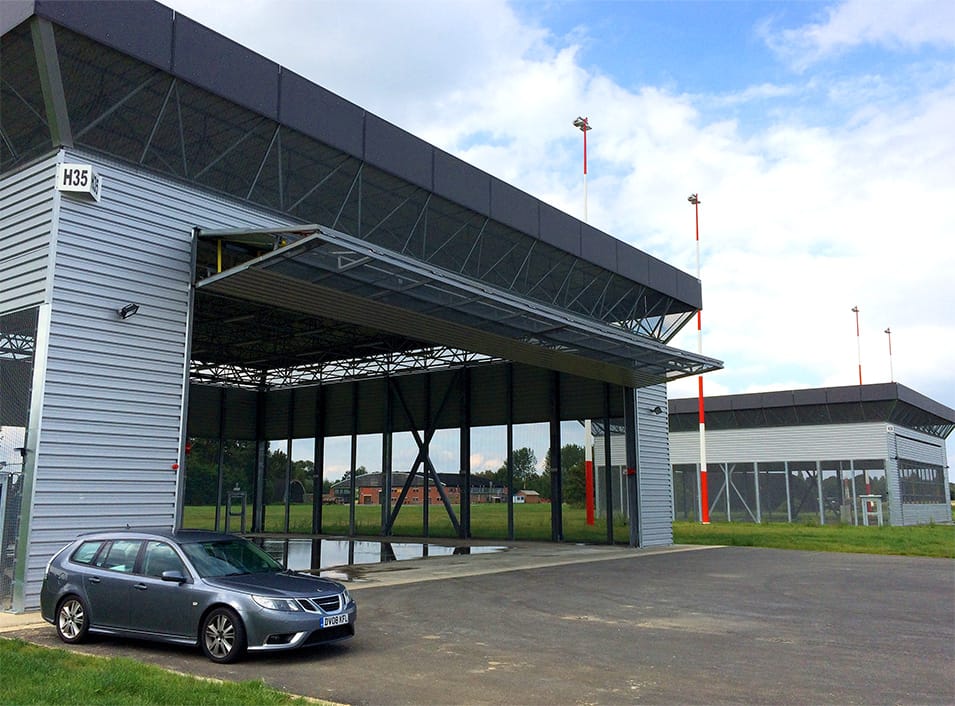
[{"xmin": 4, "ymin": 541, "xmax": 954, "ymax": 705}]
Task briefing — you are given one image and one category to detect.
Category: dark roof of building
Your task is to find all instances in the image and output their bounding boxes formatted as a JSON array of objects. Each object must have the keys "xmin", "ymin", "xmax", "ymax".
[{"xmin": 668, "ymin": 382, "xmax": 955, "ymax": 438}]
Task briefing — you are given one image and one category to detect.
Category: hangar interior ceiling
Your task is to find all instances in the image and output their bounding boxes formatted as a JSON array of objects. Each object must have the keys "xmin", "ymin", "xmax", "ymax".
[{"xmin": 2, "ymin": 8, "xmax": 722, "ymax": 423}]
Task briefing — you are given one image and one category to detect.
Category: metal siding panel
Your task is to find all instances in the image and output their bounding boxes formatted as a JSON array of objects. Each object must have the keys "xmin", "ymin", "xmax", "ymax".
[
  {"xmin": 34, "ymin": 0, "xmax": 174, "ymax": 71},
  {"xmin": 363, "ymin": 115, "xmax": 433, "ymax": 191},
  {"xmin": 279, "ymin": 70, "xmax": 364, "ymax": 157},
  {"xmin": 637, "ymin": 384, "xmax": 672, "ymax": 546},
  {"xmin": 0, "ymin": 155, "xmax": 57, "ymax": 312},
  {"xmin": 539, "ymin": 203, "xmax": 581, "ymax": 256},
  {"xmin": 172, "ymin": 14, "xmax": 279, "ymax": 119},
  {"xmin": 489, "ymin": 178, "xmax": 539, "ymax": 237},
  {"xmin": 669, "ymin": 423, "xmax": 891, "ymax": 464},
  {"xmin": 580, "ymin": 224, "xmax": 616, "ymax": 271},
  {"xmin": 433, "ymin": 150, "xmax": 490, "ymax": 217},
  {"xmin": 893, "ymin": 430, "xmax": 944, "ymax": 465},
  {"xmin": 23, "ymin": 152, "xmax": 291, "ymax": 608}
]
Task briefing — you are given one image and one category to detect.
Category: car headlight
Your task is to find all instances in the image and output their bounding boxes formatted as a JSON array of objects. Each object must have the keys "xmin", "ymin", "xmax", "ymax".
[
  {"xmin": 341, "ymin": 587, "xmax": 352, "ymax": 606},
  {"xmin": 252, "ymin": 595, "xmax": 302, "ymax": 611}
]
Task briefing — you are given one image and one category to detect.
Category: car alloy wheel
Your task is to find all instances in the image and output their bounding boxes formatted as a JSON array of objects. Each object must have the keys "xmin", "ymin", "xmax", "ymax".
[
  {"xmin": 201, "ymin": 607, "xmax": 246, "ymax": 663},
  {"xmin": 56, "ymin": 596, "xmax": 89, "ymax": 644}
]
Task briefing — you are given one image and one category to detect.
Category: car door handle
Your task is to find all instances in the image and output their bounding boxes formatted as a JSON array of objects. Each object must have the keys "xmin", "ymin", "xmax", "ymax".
[
  {"xmin": 133, "ymin": 583, "xmax": 148, "ymax": 591},
  {"xmin": 88, "ymin": 577, "xmax": 100, "ymax": 584}
]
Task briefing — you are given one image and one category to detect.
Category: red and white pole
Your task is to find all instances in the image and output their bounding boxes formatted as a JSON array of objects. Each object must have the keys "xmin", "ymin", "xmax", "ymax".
[
  {"xmin": 575, "ymin": 116, "xmax": 595, "ymax": 525},
  {"xmin": 689, "ymin": 193, "xmax": 710, "ymax": 524},
  {"xmin": 852, "ymin": 306, "xmax": 862, "ymax": 385}
]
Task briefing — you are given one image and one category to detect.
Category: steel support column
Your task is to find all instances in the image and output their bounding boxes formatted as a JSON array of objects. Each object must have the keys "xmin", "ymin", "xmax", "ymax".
[
  {"xmin": 30, "ymin": 18, "xmax": 73, "ymax": 148},
  {"xmin": 252, "ymin": 389, "xmax": 267, "ymax": 532},
  {"xmin": 506, "ymin": 364, "xmax": 515, "ymax": 541},
  {"xmin": 603, "ymin": 382, "xmax": 614, "ymax": 543},
  {"xmin": 623, "ymin": 387, "xmax": 640, "ymax": 547},
  {"xmin": 550, "ymin": 371, "xmax": 563, "ymax": 542},
  {"xmin": 423, "ymin": 378, "xmax": 431, "ymax": 537},
  {"xmin": 312, "ymin": 385, "xmax": 325, "ymax": 533},
  {"xmin": 214, "ymin": 387, "xmax": 226, "ymax": 531},
  {"xmin": 348, "ymin": 382, "xmax": 359, "ymax": 536},
  {"xmin": 283, "ymin": 391, "xmax": 294, "ymax": 533},
  {"xmin": 460, "ymin": 367, "xmax": 472, "ymax": 539},
  {"xmin": 381, "ymin": 376, "xmax": 393, "ymax": 535}
]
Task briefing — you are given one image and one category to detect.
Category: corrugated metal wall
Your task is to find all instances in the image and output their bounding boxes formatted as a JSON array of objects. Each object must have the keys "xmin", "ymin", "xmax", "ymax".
[
  {"xmin": 0, "ymin": 155, "xmax": 58, "ymax": 312},
  {"xmin": 670, "ymin": 422, "xmax": 891, "ymax": 464},
  {"xmin": 890, "ymin": 427, "xmax": 949, "ymax": 525},
  {"xmin": 20, "ymin": 149, "xmax": 290, "ymax": 609},
  {"xmin": 636, "ymin": 384, "xmax": 672, "ymax": 546}
]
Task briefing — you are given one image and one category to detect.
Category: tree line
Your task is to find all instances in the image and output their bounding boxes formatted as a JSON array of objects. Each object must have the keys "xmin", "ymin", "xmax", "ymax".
[{"xmin": 184, "ymin": 438, "xmax": 589, "ymax": 507}]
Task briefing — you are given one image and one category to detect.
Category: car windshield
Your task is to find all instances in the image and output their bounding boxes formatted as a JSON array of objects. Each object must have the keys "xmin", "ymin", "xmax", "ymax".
[{"xmin": 181, "ymin": 539, "xmax": 283, "ymax": 578}]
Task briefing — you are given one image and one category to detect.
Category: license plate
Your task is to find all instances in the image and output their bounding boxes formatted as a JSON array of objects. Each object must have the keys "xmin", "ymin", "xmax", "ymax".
[{"xmin": 321, "ymin": 613, "xmax": 349, "ymax": 628}]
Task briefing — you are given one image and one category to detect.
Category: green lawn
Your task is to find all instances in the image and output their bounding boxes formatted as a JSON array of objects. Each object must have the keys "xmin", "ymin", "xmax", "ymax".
[
  {"xmin": 183, "ymin": 502, "xmax": 955, "ymax": 558},
  {"xmin": 182, "ymin": 501, "xmax": 625, "ymax": 543},
  {"xmin": 0, "ymin": 639, "xmax": 321, "ymax": 706},
  {"xmin": 673, "ymin": 520, "xmax": 955, "ymax": 558}
]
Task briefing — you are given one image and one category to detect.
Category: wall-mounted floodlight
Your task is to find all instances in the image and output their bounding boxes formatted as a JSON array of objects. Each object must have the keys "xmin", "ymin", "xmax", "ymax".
[{"xmin": 117, "ymin": 303, "xmax": 140, "ymax": 320}]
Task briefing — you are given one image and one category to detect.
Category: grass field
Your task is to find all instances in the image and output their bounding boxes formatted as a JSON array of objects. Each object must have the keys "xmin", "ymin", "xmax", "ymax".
[
  {"xmin": 0, "ymin": 639, "xmax": 320, "ymax": 706},
  {"xmin": 182, "ymin": 502, "xmax": 955, "ymax": 558}
]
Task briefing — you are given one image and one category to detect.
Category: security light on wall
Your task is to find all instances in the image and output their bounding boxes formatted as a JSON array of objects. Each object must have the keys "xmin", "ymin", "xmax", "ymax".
[
  {"xmin": 117, "ymin": 303, "xmax": 140, "ymax": 319},
  {"xmin": 651, "ymin": 406, "xmax": 664, "ymax": 415}
]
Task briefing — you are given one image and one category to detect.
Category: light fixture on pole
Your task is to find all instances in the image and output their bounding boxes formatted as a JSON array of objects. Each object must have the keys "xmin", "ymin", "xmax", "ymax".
[
  {"xmin": 574, "ymin": 115, "xmax": 595, "ymax": 526},
  {"xmin": 688, "ymin": 193, "xmax": 710, "ymax": 524},
  {"xmin": 852, "ymin": 306, "xmax": 862, "ymax": 385},
  {"xmin": 885, "ymin": 327, "xmax": 894, "ymax": 382},
  {"xmin": 573, "ymin": 116, "xmax": 591, "ymax": 222}
]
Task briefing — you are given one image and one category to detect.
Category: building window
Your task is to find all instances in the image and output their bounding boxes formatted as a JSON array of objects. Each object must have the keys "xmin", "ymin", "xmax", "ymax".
[{"xmin": 898, "ymin": 461, "xmax": 946, "ymax": 504}]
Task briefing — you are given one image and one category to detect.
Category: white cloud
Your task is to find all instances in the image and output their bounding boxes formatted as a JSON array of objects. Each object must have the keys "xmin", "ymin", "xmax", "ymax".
[{"xmin": 764, "ymin": 0, "xmax": 955, "ymax": 70}]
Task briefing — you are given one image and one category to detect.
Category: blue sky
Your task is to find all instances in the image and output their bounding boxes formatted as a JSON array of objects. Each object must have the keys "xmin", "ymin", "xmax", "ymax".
[{"xmin": 162, "ymin": 0, "xmax": 955, "ymax": 478}]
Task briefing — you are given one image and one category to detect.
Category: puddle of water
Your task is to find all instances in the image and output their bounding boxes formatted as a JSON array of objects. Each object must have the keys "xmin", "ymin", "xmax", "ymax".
[{"xmin": 255, "ymin": 538, "xmax": 506, "ymax": 581}]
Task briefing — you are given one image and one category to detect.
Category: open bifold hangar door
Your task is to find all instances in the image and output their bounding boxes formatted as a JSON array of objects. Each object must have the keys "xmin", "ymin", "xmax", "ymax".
[{"xmin": 193, "ymin": 224, "xmax": 721, "ymax": 389}]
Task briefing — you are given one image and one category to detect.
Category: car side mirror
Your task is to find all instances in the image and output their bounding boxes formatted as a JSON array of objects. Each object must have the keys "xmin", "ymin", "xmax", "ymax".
[{"xmin": 161, "ymin": 570, "xmax": 187, "ymax": 584}]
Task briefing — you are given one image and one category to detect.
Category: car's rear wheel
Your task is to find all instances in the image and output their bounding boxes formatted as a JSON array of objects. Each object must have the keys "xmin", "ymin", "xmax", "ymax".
[
  {"xmin": 201, "ymin": 607, "xmax": 246, "ymax": 663},
  {"xmin": 56, "ymin": 595, "xmax": 89, "ymax": 644}
]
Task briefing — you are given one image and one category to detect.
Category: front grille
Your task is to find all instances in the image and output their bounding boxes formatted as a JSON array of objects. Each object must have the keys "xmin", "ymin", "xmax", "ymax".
[{"xmin": 296, "ymin": 594, "xmax": 342, "ymax": 613}]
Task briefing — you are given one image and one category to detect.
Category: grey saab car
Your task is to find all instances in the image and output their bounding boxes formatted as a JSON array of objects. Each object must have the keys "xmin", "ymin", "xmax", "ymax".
[{"xmin": 40, "ymin": 529, "xmax": 356, "ymax": 663}]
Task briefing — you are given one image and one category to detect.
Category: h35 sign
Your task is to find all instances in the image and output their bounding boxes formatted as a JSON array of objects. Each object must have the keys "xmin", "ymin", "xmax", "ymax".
[{"xmin": 55, "ymin": 163, "xmax": 102, "ymax": 202}]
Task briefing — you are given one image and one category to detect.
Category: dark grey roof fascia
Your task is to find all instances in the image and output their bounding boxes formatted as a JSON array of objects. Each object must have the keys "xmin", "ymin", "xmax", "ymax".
[
  {"xmin": 0, "ymin": 0, "xmax": 36, "ymax": 35},
  {"xmin": 21, "ymin": 0, "xmax": 702, "ymax": 310},
  {"xmin": 669, "ymin": 383, "xmax": 955, "ymax": 424}
]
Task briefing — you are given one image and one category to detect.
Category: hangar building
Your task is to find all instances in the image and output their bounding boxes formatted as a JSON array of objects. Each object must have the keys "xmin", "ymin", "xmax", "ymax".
[
  {"xmin": 592, "ymin": 383, "xmax": 953, "ymax": 527},
  {"xmin": 0, "ymin": 1, "xmax": 720, "ymax": 611}
]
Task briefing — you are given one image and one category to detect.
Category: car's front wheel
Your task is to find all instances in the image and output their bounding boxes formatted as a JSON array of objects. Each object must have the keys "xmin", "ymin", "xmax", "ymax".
[
  {"xmin": 55, "ymin": 595, "xmax": 89, "ymax": 644},
  {"xmin": 200, "ymin": 607, "xmax": 246, "ymax": 663}
]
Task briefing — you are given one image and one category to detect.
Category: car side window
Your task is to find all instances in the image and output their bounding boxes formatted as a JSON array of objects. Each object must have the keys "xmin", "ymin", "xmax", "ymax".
[
  {"xmin": 93, "ymin": 540, "xmax": 143, "ymax": 573},
  {"xmin": 142, "ymin": 541, "xmax": 186, "ymax": 578},
  {"xmin": 70, "ymin": 540, "xmax": 105, "ymax": 565}
]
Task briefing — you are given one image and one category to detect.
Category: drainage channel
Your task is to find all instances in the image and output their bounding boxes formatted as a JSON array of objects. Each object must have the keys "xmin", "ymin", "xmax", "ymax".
[{"xmin": 254, "ymin": 538, "xmax": 508, "ymax": 581}]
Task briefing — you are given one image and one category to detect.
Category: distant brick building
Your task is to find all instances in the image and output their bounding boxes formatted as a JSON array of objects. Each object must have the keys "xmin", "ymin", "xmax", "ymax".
[{"xmin": 331, "ymin": 472, "xmax": 506, "ymax": 505}]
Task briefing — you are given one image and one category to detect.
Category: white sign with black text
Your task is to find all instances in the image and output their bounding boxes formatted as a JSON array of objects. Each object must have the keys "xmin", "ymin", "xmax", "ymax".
[{"xmin": 55, "ymin": 163, "xmax": 102, "ymax": 202}]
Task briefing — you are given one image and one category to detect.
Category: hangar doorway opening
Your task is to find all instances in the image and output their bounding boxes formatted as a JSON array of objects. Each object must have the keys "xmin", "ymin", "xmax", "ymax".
[{"xmin": 183, "ymin": 225, "xmax": 718, "ymax": 546}]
